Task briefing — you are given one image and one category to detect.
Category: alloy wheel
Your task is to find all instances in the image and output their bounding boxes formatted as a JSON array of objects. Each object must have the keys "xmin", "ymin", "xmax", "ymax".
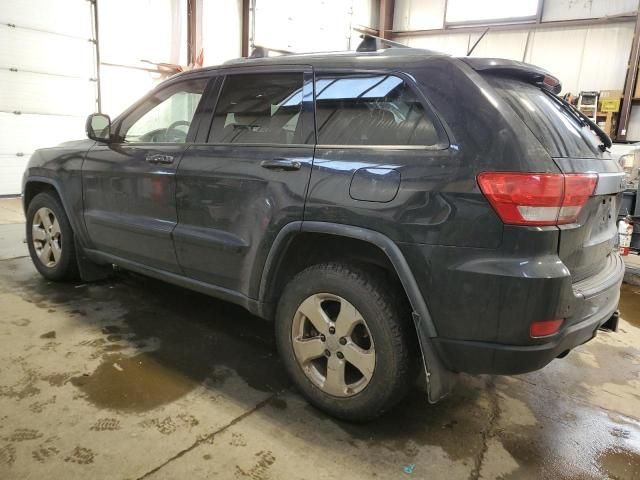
[
  {"xmin": 32, "ymin": 207, "xmax": 62, "ymax": 268},
  {"xmin": 291, "ymin": 293, "xmax": 375, "ymax": 397}
]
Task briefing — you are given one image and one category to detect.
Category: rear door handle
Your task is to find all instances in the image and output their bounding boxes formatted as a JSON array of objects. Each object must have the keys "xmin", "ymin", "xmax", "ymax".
[
  {"xmin": 145, "ymin": 154, "xmax": 175, "ymax": 165},
  {"xmin": 260, "ymin": 158, "xmax": 302, "ymax": 171}
]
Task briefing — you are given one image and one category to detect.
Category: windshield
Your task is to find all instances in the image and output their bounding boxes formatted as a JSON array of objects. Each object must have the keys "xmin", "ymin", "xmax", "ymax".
[{"xmin": 484, "ymin": 74, "xmax": 605, "ymax": 158}]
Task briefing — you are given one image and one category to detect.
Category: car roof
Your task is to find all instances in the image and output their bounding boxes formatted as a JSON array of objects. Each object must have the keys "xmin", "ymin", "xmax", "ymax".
[{"xmin": 180, "ymin": 47, "xmax": 450, "ymax": 78}]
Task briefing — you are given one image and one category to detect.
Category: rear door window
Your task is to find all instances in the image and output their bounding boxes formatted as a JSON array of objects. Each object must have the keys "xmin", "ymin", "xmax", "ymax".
[
  {"xmin": 484, "ymin": 75, "xmax": 603, "ymax": 158},
  {"xmin": 314, "ymin": 73, "xmax": 442, "ymax": 146},
  {"xmin": 209, "ymin": 72, "xmax": 304, "ymax": 145}
]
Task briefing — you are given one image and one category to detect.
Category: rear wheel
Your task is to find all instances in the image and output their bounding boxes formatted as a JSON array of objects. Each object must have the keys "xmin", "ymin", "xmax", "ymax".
[
  {"xmin": 275, "ymin": 263, "xmax": 415, "ymax": 421},
  {"xmin": 26, "ymin": 192, "xmax": 78, "ymax": 281}
]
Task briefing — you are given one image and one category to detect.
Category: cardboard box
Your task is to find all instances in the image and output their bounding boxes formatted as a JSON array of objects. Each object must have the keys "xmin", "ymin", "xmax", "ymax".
[
  {"xmin": 600, "ymin": 90, "xmax": 623, "ymax": 112},
  {"xmin": 601, "ymin": 98, "xmax": 621, "ymax": 112}
]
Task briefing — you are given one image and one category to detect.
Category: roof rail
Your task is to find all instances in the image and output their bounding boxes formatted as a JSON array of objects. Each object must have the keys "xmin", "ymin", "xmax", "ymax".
[
  {"xmin": 249, "ymin": 45, "xmax": 295, "ymax": 59},
  {"xmin": 356, "ymin": 34, "xmax": 411, "ymax": 52}
]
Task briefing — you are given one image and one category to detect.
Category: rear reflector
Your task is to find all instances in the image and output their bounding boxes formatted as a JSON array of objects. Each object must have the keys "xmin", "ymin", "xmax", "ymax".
[
  {"xmin": 477, "ymin": 172, "xmax": 597, "ymax": 226},
  {"xmin": 530, "ymin": 319, "xmax": 563, "ymax": 338}
]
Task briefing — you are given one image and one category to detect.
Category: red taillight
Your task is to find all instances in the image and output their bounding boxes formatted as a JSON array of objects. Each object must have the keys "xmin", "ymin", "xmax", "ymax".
[
  {"xmin": 477, "ymin": 172, "xmax": 597, "ymax": 226},
  {"xmin": 530, "ymin": 319, "xmax": 563, "ymax": 338}
]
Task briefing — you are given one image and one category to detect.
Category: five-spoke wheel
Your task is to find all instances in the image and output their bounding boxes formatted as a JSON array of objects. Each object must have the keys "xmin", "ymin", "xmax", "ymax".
[
  {"xmin": 276, "ymin": 263, "xmax": 415, "ymax": 420},
  {"xmin": 32, "ymin": 207, "xmax": 62, "ymax": 268},
  {"xmin": 292, "ymin": 293, "xmax": 375, "ymax": 397},
  {"xmin": 26, "ymin": 192, "xmax": 78, "ymax": 281}
]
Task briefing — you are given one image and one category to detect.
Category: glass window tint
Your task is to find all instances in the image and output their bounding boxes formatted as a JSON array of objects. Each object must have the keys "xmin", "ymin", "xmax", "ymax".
[
  {"xmin": 209, "ymin": 73, "xmax": 304, "ymax": 144},
  {"xmin": 122, "ymin": 79, "xmax": 207, "ymax": 143},
  {"xmin": 484, "ymin": 74, "xmax": 602, "ymax": 158},
  {"xmin": 315, "ymin": 74, "xmax": 440, "ymax": 146}
]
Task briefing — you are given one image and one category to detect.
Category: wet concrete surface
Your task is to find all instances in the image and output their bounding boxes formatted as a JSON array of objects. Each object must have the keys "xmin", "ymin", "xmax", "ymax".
[{"xmin": 0, "ymin": 251, "xmax": 639, "ymax": 478}]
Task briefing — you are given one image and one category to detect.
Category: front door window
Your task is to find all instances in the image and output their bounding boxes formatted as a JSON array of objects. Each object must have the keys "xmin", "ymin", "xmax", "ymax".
[{"xmin": 118, "ymin": 78, "xmax": 208, "ymax": 143}]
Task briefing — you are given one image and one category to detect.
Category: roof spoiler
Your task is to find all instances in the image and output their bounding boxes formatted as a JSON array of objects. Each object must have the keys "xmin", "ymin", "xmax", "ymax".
[{"xmin": 461, "ymin": 58, "xmax": 562, "ymax": 95}]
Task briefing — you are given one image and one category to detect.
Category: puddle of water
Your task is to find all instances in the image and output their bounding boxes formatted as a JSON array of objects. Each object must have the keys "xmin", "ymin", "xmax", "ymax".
[
  {"xmin": 331, "ymin": 375, "xmax": 489, "ymax": 461},
  {"xmin": 598, "ymin": 447, "xmax": 640, "ymax": 479},
  {"xmin": 70, "ymin": 353, "xmax": 199, "ymax": 412},
  {"xmin": 1, "ymin": 259, "xmax": 290, "ymax": 412},
  {"xmin": 619, "ymin": 284, "xmax": 640, "ymax": 328}
]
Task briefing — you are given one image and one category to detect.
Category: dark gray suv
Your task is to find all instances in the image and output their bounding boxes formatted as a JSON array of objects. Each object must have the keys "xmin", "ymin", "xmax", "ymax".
[{"xmin": 22, "ymin": 46, "xmax": 625, "ymax": 420}]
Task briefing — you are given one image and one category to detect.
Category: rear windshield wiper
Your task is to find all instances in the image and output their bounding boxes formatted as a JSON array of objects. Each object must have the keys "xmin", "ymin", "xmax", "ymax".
[{"xmin": 542, "ymin": 89, "xmax": 612, "ymax": 151}]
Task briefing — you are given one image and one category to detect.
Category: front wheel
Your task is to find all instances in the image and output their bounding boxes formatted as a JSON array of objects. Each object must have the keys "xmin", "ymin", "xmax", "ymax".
[
  {"xmin": 275, "ymin": 263, "xmax": 415, "ymax": 421},
  {"xmin": 26, "ymin": 192, "xmax": 79, "ymax": 281}
]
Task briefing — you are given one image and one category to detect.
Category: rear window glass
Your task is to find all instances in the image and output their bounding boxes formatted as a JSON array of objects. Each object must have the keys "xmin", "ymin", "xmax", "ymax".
[
  {"xmin": 484, "ymin": 75, "xmax": 603, "ymax": 158},
  {"xmin": 314, "ymin": 74, "xmax": 442, "ymax": 146}
]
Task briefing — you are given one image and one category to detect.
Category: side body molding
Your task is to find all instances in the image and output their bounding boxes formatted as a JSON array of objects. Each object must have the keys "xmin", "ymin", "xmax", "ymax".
[{"xmin": 259, "ymin": 221, "xmax": 456, "ymax": 403}]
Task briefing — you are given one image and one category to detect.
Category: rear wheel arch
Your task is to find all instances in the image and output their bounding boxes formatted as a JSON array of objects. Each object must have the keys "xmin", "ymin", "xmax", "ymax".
[
  {"xmin": 261, "ymin": 221, "xmax": 456, "ymax": 403},
  {"xmin": 260, "ymin": 222, "xmax": 437, "ymax": 336}
]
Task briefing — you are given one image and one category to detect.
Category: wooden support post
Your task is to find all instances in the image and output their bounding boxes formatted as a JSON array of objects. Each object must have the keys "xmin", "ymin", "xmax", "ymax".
[
  {"xmin": 379, "ymin": 0, "xmax": 395, "ymax": 40},
  {"xmin": 617, "ymin": 7, "xmax": 640, "ymax": 140}
]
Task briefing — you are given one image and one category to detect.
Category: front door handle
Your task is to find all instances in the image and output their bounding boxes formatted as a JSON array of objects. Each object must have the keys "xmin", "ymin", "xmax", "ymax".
[
  {"xmin": 260, "ymin": 158, "xmax": 302, "ymax": 171},
  {"xmin": 145, "ymin": 154, "xmax": 175, "ymax": 165}
]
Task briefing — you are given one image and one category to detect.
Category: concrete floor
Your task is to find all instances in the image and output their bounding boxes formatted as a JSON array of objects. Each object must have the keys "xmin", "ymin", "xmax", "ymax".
[{"xmin": 1, "ymin": 197, "xmax": 639, "ymax": 480}]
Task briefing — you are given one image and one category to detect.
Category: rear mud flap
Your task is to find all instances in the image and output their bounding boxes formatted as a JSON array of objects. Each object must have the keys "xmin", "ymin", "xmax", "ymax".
[{"xmin": 412, "ymin": 312, "xmax": 457, "ymax": 403}]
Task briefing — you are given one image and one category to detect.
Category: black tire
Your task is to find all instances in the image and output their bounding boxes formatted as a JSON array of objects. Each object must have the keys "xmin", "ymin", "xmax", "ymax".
[
  {"xmin": 26, "ymin": 192, "xmax": 79, "ymax": 281},
  {"xmin": 275, "ymin": 262, "xmax": 415, "ymax": 421}
]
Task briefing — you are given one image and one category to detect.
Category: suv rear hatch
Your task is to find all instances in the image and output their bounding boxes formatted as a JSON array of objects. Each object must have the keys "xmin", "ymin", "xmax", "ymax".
[{"xmin": 465, "ymin": 58, "xmax": 625, "ymax": 284}]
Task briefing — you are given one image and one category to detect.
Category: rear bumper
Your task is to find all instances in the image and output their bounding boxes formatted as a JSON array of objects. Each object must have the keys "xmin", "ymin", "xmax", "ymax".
[{"xmin": 433, "ymin": 253, "xmax": 624, "ymax": 375}]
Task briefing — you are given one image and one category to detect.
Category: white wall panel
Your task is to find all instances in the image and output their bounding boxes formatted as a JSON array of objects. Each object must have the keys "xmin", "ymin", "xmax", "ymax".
[
  {"xmin": 100, "ymin": 65, "xmax": 166, "ymax": 118},
  {"xmin": 352, "ymin": 0, "xmax": 377, "ymax": 30},
  {"xmin": 446, "ymin": 0, "xmax": 538, "ymax": 23},
  {"xmin": 0, "ymin": 71, "xmax": 95, "ymax": 116},
  {"xmin": 349, "ymin": 0, "xmax": 378, "ymax": 48},
  {"xmin": 0, "ymin": 0, "xmax": 96, "ymax": 195},
  {"xmin": 405, "ymin": 32, "xmax": 469, "ymax": 55},
  {"xmin": 468, "ymin": 31, "xmax": 529, "ymax": 60},
  {"xmin": 0, "ymin": 155, "xmax": 29, "ymax": 196},
  {"xmin": 577, "ymin": 23, "xmax": 634, "ymax": 92},
  {"xmin": 202, "ymin": 0, "xmax": 242, "ymax": 66},
  {"xmin": 0, "ymin": 26, "xmax": 94, "ymax": 78},
  {"xmin": 525, "ymin": 27, "xmax": 587, "ymax": 93},
  {"xmin": 394, "ymin": 0, "xmax": 445, "ymax": 32},
  {"xmin": 98, "ymin": 0, "xmax": 187, "ymax": 66},
  {"xmin": 542, "ymin": 0, "xmax": 639, "ymax": 22},
  {"xmin": 0, "ymin": 0, "xmax": 92, "ymax": 38},
  {"xmin": 0, "ymin": 113, "xmax": 85, "ymax": 155},
  {"xmin": 254, "ymin": 0, "xmax": 353, "ymax": 53}
]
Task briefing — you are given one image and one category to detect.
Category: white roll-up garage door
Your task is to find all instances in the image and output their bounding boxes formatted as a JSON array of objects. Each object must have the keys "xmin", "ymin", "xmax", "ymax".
[{"xmin": 0, "ymin": 0, "xmax": 98, "ymax": 195}]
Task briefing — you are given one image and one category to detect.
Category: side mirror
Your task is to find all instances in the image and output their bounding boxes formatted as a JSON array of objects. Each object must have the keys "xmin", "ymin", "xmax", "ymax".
[{"xmin": 86, "ymin": 113, "xmax": 112, "ymax": 142}]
